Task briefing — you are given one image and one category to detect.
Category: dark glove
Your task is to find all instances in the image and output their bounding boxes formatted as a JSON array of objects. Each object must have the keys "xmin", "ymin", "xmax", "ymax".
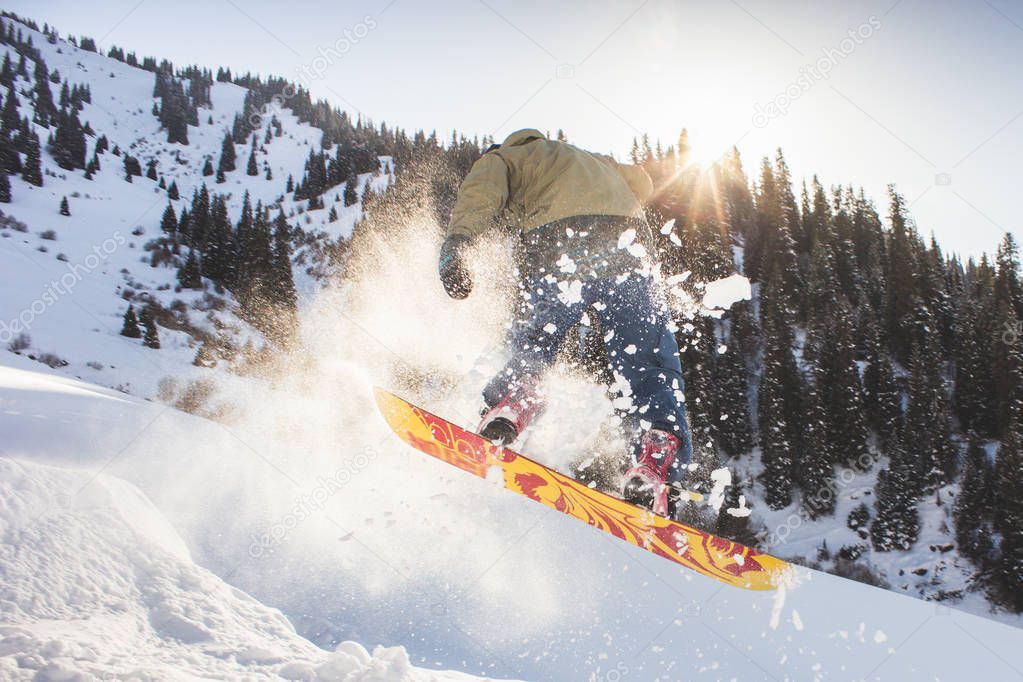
[{"xmin": 438, "ymin": 234, "xmax": 473, "ymax": 299}]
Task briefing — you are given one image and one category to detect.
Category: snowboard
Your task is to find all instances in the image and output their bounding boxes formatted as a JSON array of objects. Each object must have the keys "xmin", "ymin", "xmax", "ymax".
[{"xmin": 374, "ymin": 387, "xmax": 790, "ymax": 590}]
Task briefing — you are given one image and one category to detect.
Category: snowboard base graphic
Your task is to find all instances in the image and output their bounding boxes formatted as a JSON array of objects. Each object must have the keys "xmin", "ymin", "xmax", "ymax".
[{"xmin": 374, "ymin": 387, "xmax": 790, "ymax": 590}]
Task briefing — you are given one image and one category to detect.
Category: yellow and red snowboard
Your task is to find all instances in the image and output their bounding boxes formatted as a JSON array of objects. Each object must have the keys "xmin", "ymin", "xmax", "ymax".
[{"xmin": 374, "ymin": 387, "xmax": 790, "ymax": 590}]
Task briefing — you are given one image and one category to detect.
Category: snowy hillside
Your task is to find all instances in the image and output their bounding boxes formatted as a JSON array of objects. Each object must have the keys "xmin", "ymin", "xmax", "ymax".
[
  {"xmin": 0, "ymin": 432, "xmax": 492, "ymax": 679},
  {"xmin": 0, "ymin": 15, "xmax": 389, "ymax": 398}
]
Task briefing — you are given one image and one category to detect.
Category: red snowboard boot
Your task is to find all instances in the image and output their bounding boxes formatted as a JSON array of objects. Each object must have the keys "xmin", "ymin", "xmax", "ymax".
[
  {"xmin": 622, "ymin": 429, "xmax": 681, "ymax": 516},
  {"xmin": 478, "ymin": 377, "xmax": 545, "ymax": 445}
]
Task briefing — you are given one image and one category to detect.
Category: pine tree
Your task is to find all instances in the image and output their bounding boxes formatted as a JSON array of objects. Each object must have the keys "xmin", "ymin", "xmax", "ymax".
[
  {"xmin": 160, "ymin": 202, "xmax": 177, "ymax": 235},
  {"xmin": 140, "ymin": 308, "xmax": 160, "ymax": 349},
  {"xmin": 713, "ymin": 328, "xmax": 753, "ymax": 457},
  {"xmin": 343, "ymin": 167, "xmax": 359, "ymax": 206},
  {"xmin": 177, "ymin": 248, "xmax": 202, "ymax": 289},
  {"xmin": 218, "ymin": 130, "xmax": 236, "ymax": 173},
  {"xmin": 120, "ymin": 305, "xmax": 141, "ymax": 338},
  {"xmin": 0, "ymin": 171, "xmax": 10, "ymax": 203},
  {"xmin": 799, "ymin": 379, "xmax": 836, "ymax": 518},
  {"xmin": 167, "ymin": 180, "xmax": 179, "ymax": 200},
  {"xmin": 21, "ymin": 131, "xmax": 42, "ymax": 186},
  {"xmin": 862, "ymin": 317, "xmax": 902, "ymax": 447},
  {"xmin": 871, "ymin": 436, "xmax": 921, "ymax": 551},
  {"xmin": 202, "ymin": 158, "xmax": 213, "ymax": 176},
  {"xmin": 327, "ymin": 205, "xmax": 338, "ymax": 222},
  {"xmin": 993, "ymin": 417, "xmax": 1023, "ymax": 611},
  {"xmin": 59, "ymin": 196, "xmax": 69, "ymax": 216},
  {"xmin": 246, "ymin": 146, "xmax": 258, "ymax": 176},
  {"xmin": 954, "ymin": 434, "xmax": 994, "ymax": 564},
  {"xmin": 991, "ymin": 331, "xmax": 1023, "ymax": 609},
  {"xmin": 271, "ymin": 210, "xmax": 297, "ymax": 312},
  {"xmin": 904, "ymin": 340, "xmax": 957, "ymax": 490},
  {"xmin": 882, "ymin": 187, "xmax": 922, "ymax": 363},
  {"xmin": 954, "ymin": 257, "xmax": 997, "ymax": 436},
  {"xmin": 758, "ymin": 282, "xmax": 800, "ymax": 509},
  {"xmin": 818, "ymin": 300, "xmax": 870, "ymax": 468}
]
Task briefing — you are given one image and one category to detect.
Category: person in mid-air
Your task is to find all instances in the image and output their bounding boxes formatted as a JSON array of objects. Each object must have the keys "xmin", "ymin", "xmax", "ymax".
[{"xmin": 437, "ymin": 128, "xmax": 693, "ymax": 516}]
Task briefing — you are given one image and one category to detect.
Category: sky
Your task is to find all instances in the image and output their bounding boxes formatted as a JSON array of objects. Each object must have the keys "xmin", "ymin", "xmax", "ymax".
[{"xmin": 11, "ymin": 0, "xmax": 1022, "ymax": 258}]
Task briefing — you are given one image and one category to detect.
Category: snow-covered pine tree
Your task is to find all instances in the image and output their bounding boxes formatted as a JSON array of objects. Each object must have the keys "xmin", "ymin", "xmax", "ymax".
[
  {"xmin": 21, "ymin": 130, "xmax": 42, "ymax": 186},
  {"xmin": 871, "ymin": 435, "xmax": 920, "ymax": 551},
  {"xmin": 120, "ymin": 305, "xmax": 141, "ymax": 338},
  {"xmin": 160, "ymin": 202, "xmax": 176, "ymax": 235},
  {"xmin": 140, "ymin": 308, "xmax": 160, "ymax": 349},
  {"xmin": 177, "ymin": 248, "xmax": 202, "ymax": 289},
  {"xmin": 218, "ymin": 130, "xmax": 236, "ymax": 173},
  {"xmin": 954, "ymin": 433, "xmax": 994, "ymax": 565},
  {"xmin": 713, "ymin": 326, "xmax": 753, "ymax": 458},
  {"xmin": 758, "ymin": 277, "xmax": 800, "ymax": 509}
]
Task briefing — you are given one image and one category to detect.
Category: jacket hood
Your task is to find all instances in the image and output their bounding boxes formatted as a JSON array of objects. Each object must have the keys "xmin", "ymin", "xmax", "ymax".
[{"xmin": 501, "ymin": 128, "xmax": 546, "ymax": 148}]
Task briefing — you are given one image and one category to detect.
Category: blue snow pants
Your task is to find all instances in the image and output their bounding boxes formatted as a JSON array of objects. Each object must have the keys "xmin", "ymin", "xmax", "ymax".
[{"xmin": 482, "ymin": 259, "xmax": 693, "ymax": 482}]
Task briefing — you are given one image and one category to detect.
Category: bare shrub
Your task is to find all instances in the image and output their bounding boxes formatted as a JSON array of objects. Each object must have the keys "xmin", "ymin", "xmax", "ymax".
[
  {"xmin": 37, "ymin": 352, "xmax": 68, "ymax": 368},
  {"xmin": 7, "ymin": 333, "xmax": 30, "ymax": 352}
]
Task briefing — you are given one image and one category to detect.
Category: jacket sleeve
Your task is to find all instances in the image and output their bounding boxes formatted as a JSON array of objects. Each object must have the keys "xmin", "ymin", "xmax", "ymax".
[{"xmin": 447, "ymin": 153, "xmax": 510, "ymax": 240}]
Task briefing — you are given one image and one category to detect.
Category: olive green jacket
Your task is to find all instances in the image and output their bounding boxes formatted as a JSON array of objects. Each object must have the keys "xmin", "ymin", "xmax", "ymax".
[{"xmin": 446, "ymin": 129, "xmax": 653, "ymax": 242}]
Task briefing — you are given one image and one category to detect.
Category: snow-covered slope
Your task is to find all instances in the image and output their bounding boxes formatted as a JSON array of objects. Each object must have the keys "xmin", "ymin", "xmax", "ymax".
[
  {"xmin": 3, "ymin": 356, "xmax": 1022, "ymax": 680},
  {"xmin": 0, "ymin": 18, "xmax": 389, "ymax": 398},
  {"xmin": 0, "ymin": 455, "xmax": 486, "ymax": 681}
]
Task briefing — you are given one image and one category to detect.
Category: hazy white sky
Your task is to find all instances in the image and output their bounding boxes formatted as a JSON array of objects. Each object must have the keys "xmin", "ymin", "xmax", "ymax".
[{"xmin": 12, "ymin": 0, "xmax": 1023, "ymax": 257}]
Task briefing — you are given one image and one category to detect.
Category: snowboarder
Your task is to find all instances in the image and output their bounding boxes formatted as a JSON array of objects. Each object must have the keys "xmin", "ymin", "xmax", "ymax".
[{"xmin": 437, "ymin": 128, "xmax": 693, "ymax": 515}]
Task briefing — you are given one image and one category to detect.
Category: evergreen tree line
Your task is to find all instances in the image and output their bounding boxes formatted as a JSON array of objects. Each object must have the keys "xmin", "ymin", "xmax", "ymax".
[
  {"xmin": 627, "ymin": 132, "xmax": 1022, "ymax": 611},
  {"xmin": 158, "ymin": 185, "xmax": 298, "ymax": 344}
]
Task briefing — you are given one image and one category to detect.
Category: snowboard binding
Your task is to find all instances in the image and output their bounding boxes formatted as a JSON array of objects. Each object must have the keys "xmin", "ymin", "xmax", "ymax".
[{"xmin": 478, "ymin": 376, "xmax": 546, "ymax": 445}]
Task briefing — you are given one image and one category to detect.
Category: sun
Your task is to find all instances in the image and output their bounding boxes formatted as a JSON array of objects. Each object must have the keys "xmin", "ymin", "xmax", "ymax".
[{"xmin": 679, "ymin": 129, "xmax": 730, "ymax": 170}]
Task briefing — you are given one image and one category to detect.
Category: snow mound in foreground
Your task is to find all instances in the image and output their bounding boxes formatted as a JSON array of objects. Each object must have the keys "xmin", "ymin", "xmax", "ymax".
[{"xmin": 0, "ymin": 457, "xmax": 490, "ymax": 681}]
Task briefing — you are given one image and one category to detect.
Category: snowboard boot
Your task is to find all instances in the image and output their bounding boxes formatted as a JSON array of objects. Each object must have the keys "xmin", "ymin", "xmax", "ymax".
[
  {"xmin": 478, "ymin": 377, "xmax": 545, "ymax": 445},
  {"xmin": 622, "ymin": 428, "xmax": 681, "ymax": 516}
]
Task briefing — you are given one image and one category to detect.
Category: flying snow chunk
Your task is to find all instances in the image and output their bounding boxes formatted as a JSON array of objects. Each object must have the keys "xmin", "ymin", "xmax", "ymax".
[
  {"xmin": 702, "ymin": 274, "xmax": 752, "ymax": 310},
  {"xmin": 666, "ymin": 272, "xmax": 690, "ymax": 286},
  {"xmin": 727, "ymin": 495, "xmax": 752, "ymax": 518},
  {"xmin": 624, "ymin": 344, "xmax": 637, "ymax": 355},
  {"xmin": 660, "ymin": 219, "xmax": 676, "ymax": 235},
  {"xmin": 792, "ymin": 610, "xmax": 804, "ymax": 631},
  {"xmin": 543, "ymin": 323, "xmax": 558, "ymax": 334},
  {"xmin": 557, "ymin": 280, "xmax": 584, "ymax": 305},
  {"xmin": 874, "ymin": 630, "xmax": 888, "ymax": 643},
  {"xmin": 627, "ymin": 242, "xmax": 647, "ymax": 258},
  {"xmin": 556, "ymin": 253, "xmax": 577, "ymax": 274},
  {"xmin": 669, "ymin": 231, "xmax": 682, "ymax": 246},
  {"xmin": 707, "ymin": 467, "xmax": 732, "ymax": 511},
  {"xmin": 604, "ymin": 330, "xmax": 615, "ymax": 343},
  {"xmin": 617, "ymin": 228, "xmax": 636, "ymax": 249}
]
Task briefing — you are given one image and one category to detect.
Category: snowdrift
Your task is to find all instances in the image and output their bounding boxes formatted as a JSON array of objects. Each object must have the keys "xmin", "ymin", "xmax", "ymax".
[{"xmin": 0, "ymin": 455, "xmax": 495, "ymax": 681}]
